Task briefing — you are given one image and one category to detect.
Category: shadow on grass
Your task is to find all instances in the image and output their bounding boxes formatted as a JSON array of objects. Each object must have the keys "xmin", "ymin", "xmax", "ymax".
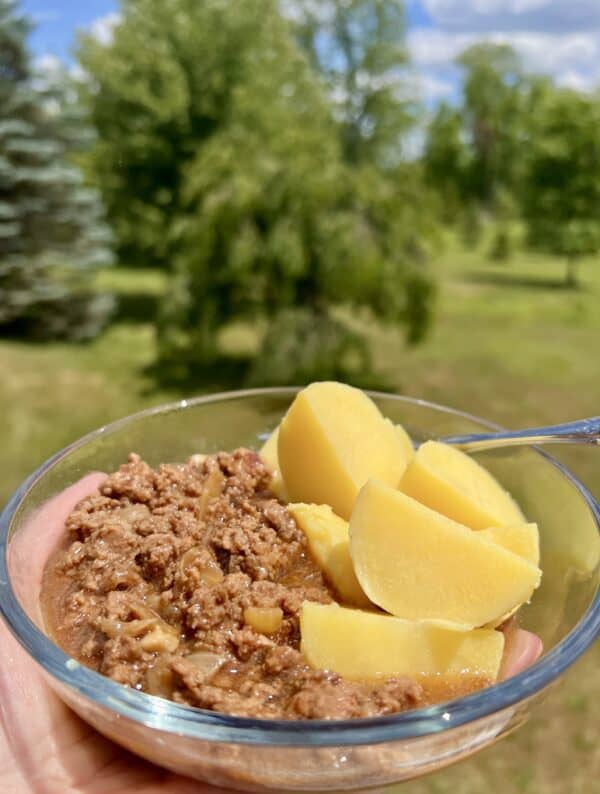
[
  {"xmin": 462, "ymin": 270, "xmax": 577, "ymax": 290},
  {"xmin": 113, "ymin": 292, "xmax": 160, "ymax": 324},
  {"xmin": 142, "ymin": 354, "xmax": 394, "ymax": 395},
  {"xmin": 142, "ymin": 355, "xmax": 252, "ymax": 395},
  {"xmin": 0, "ymin": 290, "xmax": 159, "ymax": 344}
]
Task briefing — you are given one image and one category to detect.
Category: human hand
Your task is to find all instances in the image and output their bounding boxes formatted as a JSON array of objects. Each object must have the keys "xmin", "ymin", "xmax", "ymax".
[
  {"xmin": 0, "ymin": 476, "xmax": 542, "ymax": 793},
  {"xmin": 0, "ymin": 474, "xmax": 232, "ymax": 793}
]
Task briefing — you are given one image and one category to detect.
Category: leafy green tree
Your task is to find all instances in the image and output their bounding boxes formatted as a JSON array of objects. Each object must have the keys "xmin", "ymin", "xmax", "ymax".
[
  {"xmin": 423, "ymin": 102, "xmax": 469, "ymax": 221},
  {"xmin": 456, "ymin": 43, "xmax": 525, "ymax": 210},
  {"xmin": 291, "ymin": 0, "xmax": 413, "ymax": 167},
  {"xmin": 79, "ymin": 0, "xmax": 433, "ymax": 384},
  {"xmin": 521, "ymin": 87, "xmax": 600, "ymax": 286},
  {"xmin": 0, "ymin": 0, "xmax": 113, "ymax": 339},
  {"xmin": 422, "ymin": 44, "xmax": 530, "ymax": 231}
]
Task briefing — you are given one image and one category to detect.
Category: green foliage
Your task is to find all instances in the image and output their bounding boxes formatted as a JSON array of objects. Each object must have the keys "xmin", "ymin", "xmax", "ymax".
[
  {"xmin": 423, "ymin": 103, "xmax": 469, "ymax": 221},
  {"xmin": 246, "ymin": 308, "xmax": 371, "ymax": 386},
  {"xmin": 80, "ymin": 0, "xmax": 433, "ymax": 384},
  {"xmin": 489, "ymin": 226, "xmax": 512, "ymax": 263},
  {"xmin": 520, "ymin": 86, "xmax": 600, "ymax": 285},
  {"xmin": 423, "ymin": 40, "xmax": 600, "ymax": 291},
  {"xmin": 456, "ymin": 43, "xmax": 525, "ymax": 209},
  {"xmin": 292, "ymin": 0, "xmax": 414, "ymax": 167},
  {"xmin": 0, "ymin": 0, "xmax": 113, "ymax": 340},
  {"xmin": 459, "ymin": 203, "xmax": 483, "ymax": 249},
  {"xmin": 424, "ymin": 42, "xmax": 529, "ymax": 224}
]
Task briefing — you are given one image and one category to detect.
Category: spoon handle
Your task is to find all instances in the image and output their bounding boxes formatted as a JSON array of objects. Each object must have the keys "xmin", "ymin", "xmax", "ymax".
[{"xmin": 441, "ymin": 417, "xmax": 600, "ymax": 454}]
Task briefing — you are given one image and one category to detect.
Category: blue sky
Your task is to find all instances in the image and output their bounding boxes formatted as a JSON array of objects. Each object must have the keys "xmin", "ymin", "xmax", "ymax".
[
  {"xmin": 23, "ymin": 1, "xmax": 600, "ymax": 104},
  {"xmin": 23, "ymin": 1, "xmax": 117, "ymax": 61},
  {"xmin": 22, "ymin": 0, "xmax": 433, "ymax": 59}
]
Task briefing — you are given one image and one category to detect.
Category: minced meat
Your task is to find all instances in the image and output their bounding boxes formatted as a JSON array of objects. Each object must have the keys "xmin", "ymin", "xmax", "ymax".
[{"xmin": 42, "ymin": 449, "xmax": 426, "ymax": 719}]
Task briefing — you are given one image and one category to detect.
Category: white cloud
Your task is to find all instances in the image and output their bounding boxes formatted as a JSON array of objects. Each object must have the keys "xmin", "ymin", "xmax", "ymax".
[
  {"xmin": 409, "ymin": 29, "xmax": 471, "ymax": 67},
  {"xmin": 422, "ymin": 0, "xmax": 600, "ymax": 32},
  {"xmin": 33, "ymin": 54, "xmax": 91, "ymax": 86},
  {"xmin": 408, "ymin": 27, "xmax": 600, "ymax": 95},
  {"xmin": 555, "ymin": 70, "xmax": 596, "ymax": 92},
  {"xmin": 502, "ymin": 32, "xmax": 600, "ymax": 77},
  {"xmin": 69, "ymin": 62, "xmax": 89, "ymax": 83},
  {"xmin": 34, "ymin": 54, "xmax": 63, "ymax": 74},
  {"xmin": 88, "ymin": 12, "xmax": 121, "ymax": 45},
  {"xmin": 281, "ymin": 0, "xmax": 335, "ymax": 25},
  {"xmin": 402, "ymin": 125, "xmax": 427, "ymax": 160},
  {"xmin": 414, "ymin": 72, "xmax": 456, "ymax": 102}
]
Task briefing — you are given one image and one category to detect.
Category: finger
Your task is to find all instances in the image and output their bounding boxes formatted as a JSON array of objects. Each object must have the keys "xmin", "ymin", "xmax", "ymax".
[
  {"xmin": 1, "ymin": 474, "xmax": 109, "ymax": 784},
  {"xmin": 500, "ymin": 629, "xmax": 543, "ymax": 680},
  {"xmin": 0, "ymin": 616, "xmax": 237, "ymax": 794},
  {"xmin": 9, "ymin": 472, "xmax": 106, "ymax": 622}
]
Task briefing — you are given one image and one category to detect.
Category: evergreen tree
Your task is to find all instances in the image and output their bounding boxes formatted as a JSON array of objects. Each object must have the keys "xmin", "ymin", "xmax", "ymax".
[{"xmin": 0, "ymin": 0, "xmax": 113, "ymax": 340}]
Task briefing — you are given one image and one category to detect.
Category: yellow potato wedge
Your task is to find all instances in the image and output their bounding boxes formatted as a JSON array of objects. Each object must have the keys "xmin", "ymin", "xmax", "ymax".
[
  {"xmin": 300, "ymin": 602, "xmax": 504, "ymax": 681},
  {"xmin": 393, "ymin": 421, "xmax": 415, "ymax": 464},
  {"xmin": 399, "ymin": 440, "xmax": 525, "ymax": 529},
  {"xmin": 480, "ymin": 523, "xmax": 540, "ymax": 566},
  {"xmin": 289, "ymin": 503, "xmax": 371, "ymax": 608},
  {"xmin": 349, "ymin": 479, "xmax": 541, "ymax": 627},
  {"xmin": 259, "ymin": 427, "xmax": 288, "ymax": 500},
  {"xmin": 479, "ymin": 522, "xmax": 540, "ymax": 627},
  {"xmin": 278, "ymin": 382, "xmax": 410, "ymax": 519}
]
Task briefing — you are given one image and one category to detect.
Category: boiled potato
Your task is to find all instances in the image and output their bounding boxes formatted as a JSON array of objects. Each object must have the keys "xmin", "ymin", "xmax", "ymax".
[
  {"xmin": 300, "ymin": 602, "xmax": 504, "ymax": 681},
  {"xmin": 400, "ymin": 440, "xmax": 525, "ymax": 530},
  {"xmin": 278, "ymin": 382, "xmax": 410, "ymax": 519},
  {"xmin": 244, "ymin": 606, "xmax": 283, "ymax": 635},
  {"xmin": 480, "ymin": 522, "xmax": 540, "ymax": 627},
  {"xmin": 349, "ymin": 479, "xmax": 541, "ymax": 628},
  {"xmin": 393, "ymin": 421, "xmax": 415, "ymax": 464},
  {"xmin": 259, "ymin": 427, "xmax": 288, "ymax": 500},
  {"xmin": 480, "ymin": 523, "xmax": 539, "ymax": 566},
  {"xmin": 289, "ymin": 503, "xmax": 371, "ymax": 608}
]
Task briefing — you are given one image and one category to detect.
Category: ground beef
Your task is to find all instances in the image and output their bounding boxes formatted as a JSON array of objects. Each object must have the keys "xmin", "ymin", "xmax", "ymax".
[{"xmin": 41, "ymin": 449, "xmax": 424, "ymax": 719}]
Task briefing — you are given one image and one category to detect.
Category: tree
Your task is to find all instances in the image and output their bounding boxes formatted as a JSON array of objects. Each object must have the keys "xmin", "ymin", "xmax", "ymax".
[
  {"xmin": 421, "ymin": 43, "xmax": 531, "ymax": 233},
  {"xmin": 521, "ymin": 87, "xmax": 600, "ymax": 287},
  {"xmin": 291, "ymin": 0, "xmax": 414, "ymax": 167},
  {"xmin": 79, "ymin": 0, "xmax": 433, "ymax": 385},
  {"xmin": 0, "ymin": 0, "xmax": 113, "ymax": 340},
  {"xmin": 456, "ymin": 43, "xmax": 525, "ymax": 211},
  {"xmin": 423, "ymin": 102, "xmax": 469, "ymax": 221}
]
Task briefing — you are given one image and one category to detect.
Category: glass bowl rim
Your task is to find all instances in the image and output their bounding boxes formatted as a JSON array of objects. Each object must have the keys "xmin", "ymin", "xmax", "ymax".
[{"xmin": 0, "ymin": 387, "xmax": 598, "ymax": 747}]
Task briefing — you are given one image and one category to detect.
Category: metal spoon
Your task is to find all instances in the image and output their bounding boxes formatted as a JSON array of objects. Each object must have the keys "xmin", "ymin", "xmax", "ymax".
[{"xmin": 440, "ymin": 417, "xmax": 600, "ymax": 454}]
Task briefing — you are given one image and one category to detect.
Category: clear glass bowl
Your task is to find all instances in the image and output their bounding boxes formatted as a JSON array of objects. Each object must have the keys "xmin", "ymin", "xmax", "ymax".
[{"xmin": 1, "ymin": 388, "xmax": 598, "ymax": 793}]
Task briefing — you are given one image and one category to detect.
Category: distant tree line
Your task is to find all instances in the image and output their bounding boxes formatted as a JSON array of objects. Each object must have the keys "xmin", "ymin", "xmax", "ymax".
[
  {"xmin": 1, "ymin": 0, "xmax": 599, "ymax": 383},
  {"xmin": 423, "ymin": 43, "xmax": 600, "ymax": 285}
]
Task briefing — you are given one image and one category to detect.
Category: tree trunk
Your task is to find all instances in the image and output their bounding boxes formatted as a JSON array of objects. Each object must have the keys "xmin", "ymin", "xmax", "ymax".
[{"xmin": 565, "ymin": 256, "xmax": 579, "ymax": 288}]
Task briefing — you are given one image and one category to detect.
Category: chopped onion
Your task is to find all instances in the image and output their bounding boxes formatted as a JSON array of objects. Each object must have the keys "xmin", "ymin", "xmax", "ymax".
[
  {"xmin": 146, "ymin": 658, "xmax": 173, "ymax": 697},
  {"xmin": 98, "ymin": 617, "xmax": 157, "ymax": 638},
  {"xmin": 179, "ymin": 547, "xmax": 223, "ymax": 583},
  {"xmin": 184, "ymin": 651, "xmax": 227, "ymax": 679},
  {"xmin": 196, "ymin": 469, "xmax": 224, "ymax": 519}
]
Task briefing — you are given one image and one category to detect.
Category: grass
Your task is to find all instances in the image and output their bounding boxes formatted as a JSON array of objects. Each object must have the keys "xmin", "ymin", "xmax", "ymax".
[{"xmin": 1, "ymin": 238, "xmax": 598, "ymax": 792}]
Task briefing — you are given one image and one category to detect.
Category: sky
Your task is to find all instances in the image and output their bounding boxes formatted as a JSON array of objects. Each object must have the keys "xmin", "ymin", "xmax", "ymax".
[{"xmin": 22, "ymin": 0, "xmax": 600, "ymax": 106}]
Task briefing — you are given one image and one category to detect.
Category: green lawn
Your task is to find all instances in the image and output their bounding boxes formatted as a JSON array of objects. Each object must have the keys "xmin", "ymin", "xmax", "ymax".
[{"xmin": 0, "ymin": 241, "xmax": 598, "ymax": 792}]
